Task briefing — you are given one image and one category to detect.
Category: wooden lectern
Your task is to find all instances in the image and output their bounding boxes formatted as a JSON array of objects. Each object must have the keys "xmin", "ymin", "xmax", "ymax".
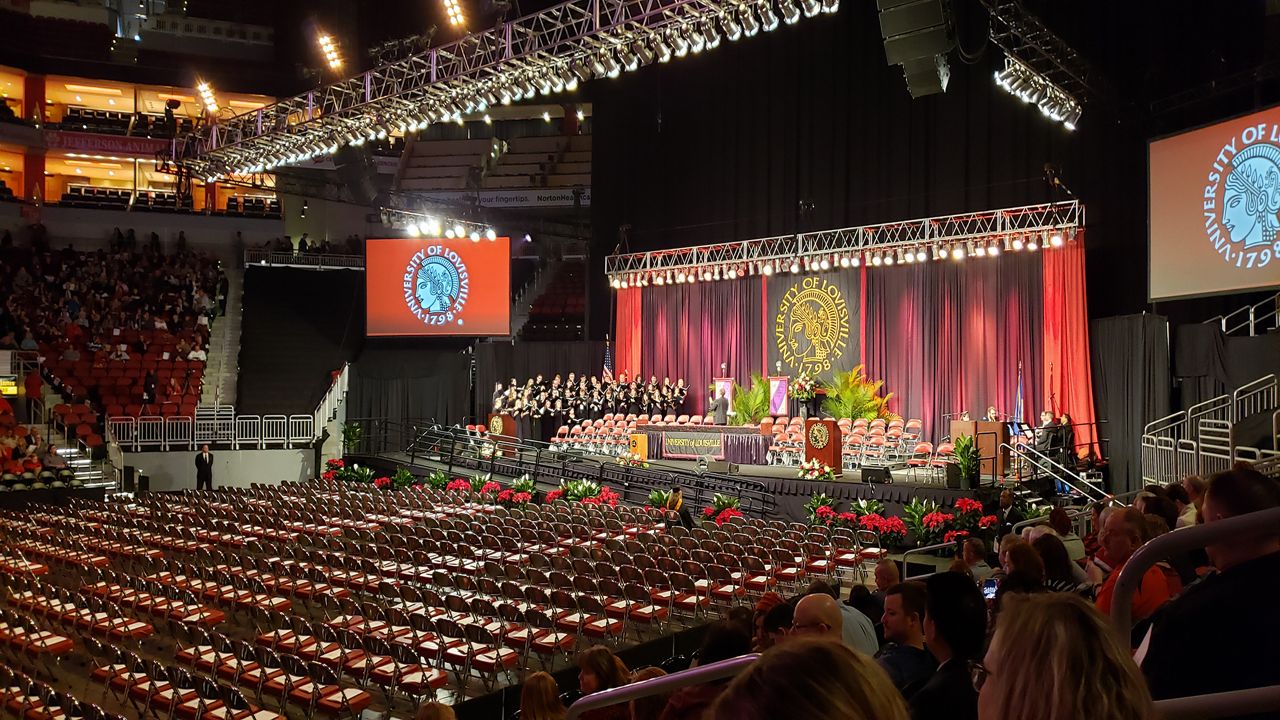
[
  {"xmin": 804, "ymin": 418, "xmax": 842, "ymax": 475},
  {"xmin": 488, "ymin": 413, "xmax": 518, "ymax": 440},
  {"xmin": 948, "ymin": 420, "xmax": 1009, "ymax": 480}
]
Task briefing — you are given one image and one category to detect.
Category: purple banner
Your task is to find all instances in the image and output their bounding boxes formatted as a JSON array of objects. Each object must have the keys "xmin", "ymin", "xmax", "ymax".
[{"xmin": 768, "ymin": 376, "xmax": 789, "ymax": 415}]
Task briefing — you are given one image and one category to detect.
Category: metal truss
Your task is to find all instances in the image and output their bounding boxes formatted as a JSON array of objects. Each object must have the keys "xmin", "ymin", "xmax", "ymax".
[
  {"xmin": 603, "ymin": 200, "xmax": 1082, "ymax": 279},
  {"xmin": 979, "ymin": 0, "xmax": 1099, "ymax": 104},
  {"xmin": 177, "ymin": 0, "xmax": 837, "ymax": 178}
]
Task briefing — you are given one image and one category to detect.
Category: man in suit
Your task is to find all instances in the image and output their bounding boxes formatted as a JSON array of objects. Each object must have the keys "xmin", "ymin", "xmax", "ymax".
[
  {"xmin": 909, "ymin": 571, "xmax": 987, "ymax": 720},
  {"xmin": 1033, "ymin": 410, "xmax": 1057, "ymax": 454},
  {"xmin": 995, "ymin": 489, "xmax": 1024, "ymax": 538},
  {"xmin": 711, "ymin": 388, "xmax": 730, "ymax": 426},
  {"xmin": 194, "ymin": 444, "xmax": 214, "ymax": 491}
]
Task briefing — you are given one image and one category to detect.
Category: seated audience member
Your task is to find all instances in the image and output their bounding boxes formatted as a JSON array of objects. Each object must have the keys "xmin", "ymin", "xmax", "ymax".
[
  {"xmin": 847, "ymin": 584, "xmax": 885, "ymax": 645},
  {"xmin": 1164, "ymin": 481, "xmax": 1197, "ymax": 527},
  {"xmin": 1092, "ymin": 507, "xmax": 1170, "ymax": 623},
  {"xmin": 1181, "ymin": 474, "xmax": 1207, "ymax": 514},
  {"xmin": 1137, "ymin": 493, "xmax": 1180, "ymax": 536},
  {"xmin": 790, "ymin": 592, "xmax": 843, "ymax": 643},
  {"xmin": 577, "ymin": 646, "xmax": 631, "ymax": 720},
  {"xmin": 629, "ymin": 667, "xmax": 670, "ymax": 720},
  {"xmin": 415, "ymin": 702, "xmax": 456, "ymax": 720},
  {"xmin": 961, "ymin": 539, "xmax": 992, "ymax": 583},
  {"xmin": 977, "ymin": 593, "xmax": 1154, "ymax": 720},
  {"xmin": 188, "ymin": 346, "xmax": 208, "ymax": 361},
  {"xmin": 658, "ymin": 621, "xmax": 751, "ymax": 720},
  {"xmin": 874, "ymin": 558, "xmax": 900, "ymax": 602},
  {"xmin": 1047, "ymin": 507, "xmax": 1086, "ymax": 563},
  {"xmin": 759, "ymin": 600, "xmax": 793, "ymax": 649},
  {"xmin": 41, "ymin": 444, "xmax": 67, "ymax": 469},
  {"xmin": 875, "ymin": 582, "xmax": 936, "ymax": 698},
  {"xmin": 993, "ymin": 540, "xmax": 1045, "ymax": 622},
  {"xmin": 711, "ymin": 638, "xmax": 909, "ymax": 720},
  {"xmin": 1033, "ymin": 534, "xmax": 1090, "ymax": 596},
  {"xmin": 521, "ymin": 671, "xmax": 566, "ymax": 720},
  {"xmin": 910, "ymin": 572, "xmax": 987, "ymax": 720},
  {"xmin": 806, "ymin": 580, "xmax": 878, "ymax": 656},
  {"xmin": 1143, "ymin": 463, "xmax": 1280, "ymax": 703},
  {"xmin": 751, "ymin": 592, "xmax": 786, "ymax": 652}
]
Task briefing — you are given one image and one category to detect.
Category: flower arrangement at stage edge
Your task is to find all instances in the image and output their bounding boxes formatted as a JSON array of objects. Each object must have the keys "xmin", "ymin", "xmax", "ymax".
[
  {"xmin": 478, "ymin": 481, "xmax": 502, "ymax": 497},
  {"xmin": 584, "ymin": 486, "xmax": 621, "ymax": 507},
  {"xmin": 902, "ymin": 497, "xmax": 942, "ymax": 546},
  {"xmin": 511, "ymin": 474, "xmax": 536, "ymax": 495},
  {"xmin": 859, "ymin": 513, "xmax": 908, "ymax": 546},
  {"xmin": 702, "ymin": 493, "xmax": 742, "ymax": 524},
  {"xmin": 850, "ymin": 498, "xmax": 885, "ymax": 518},
  {"xmin": 712, "ymin": 507, "xmax": 743, "ymax": 526},
  {"xmin": 562, "ymin": 479, "xmax": 603, "ymax": 502},
  {"xmin": 978, "ymin": 514, "xmax": 999, "ymax": 530},
  {"xmin": 479, "ymin": 442, "xmax": 497, "ymax": 459},
  {"xmin": 446, "ymin": 478, "xmax": 472, "ymax": 493},
  {"xmin": 805, "ymin": 491, "xmax": 838, "ymax": 525},
  {"xmin": 426, "ymin": 469, "xmax": 448, "ymax": 491},
  {"xmin": 617, "ymin": 452, "xmax": 649, "ymax": 469},
  {"xmin": 953, "ymin": 497, "xmax": 985, "ymax": 530},
  {"xmin": 469, "ymin": 473, "xmax": 493, "ymax": 492},
  {"xmin": 544, "ymin": 488, "xmax": 565, "ymax": 503},
  {"xmin": 497, "ymin": 488, "xmax": 533, "ymax": 508},
  {"xmin": 943, "ymin": 529, "xmax": 970, "ymax": 544},
  {"xmin": 391, "ymin": 467, "xmax": 416, "ymax": 490},
  {"xmin": 813, "ymin": 505, "xmax": 837, "ymax": 526},
  {"xmin": 837, "ymin": 511, "xmax": 859, "ymax": 527},
  {"xmin": 336, "ymin": 464, "xmax": 374, "ymax": 484},
  {"xmin": 320, "ymin": 458, "xmax": 344, "ymax": 481},
  {"xmin": 920, "ymin": 511, "xmax": 957, "ymax": 546},
  {"xmin": 647, "ymin": 489, "xmax": 673, "ymax": 511},
  {"xmin": 373, "ymin": 476, "xmax": 391, "ymax": 490},
  {"xmin": 789, "ymin": 372, "xmax": 817, "ymax": 402},
  {"xmin": 798, "ymin": 459, "xmax": 836, "ymax": 483}
]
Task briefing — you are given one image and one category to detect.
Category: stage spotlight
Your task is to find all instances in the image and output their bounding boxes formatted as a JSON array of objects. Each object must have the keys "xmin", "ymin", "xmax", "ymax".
[
  {"xmin": 654, "ymin": 274, "xmax": 664, "ymax": 286},
  {"xmin": 196, "ymin": 80, "xmax": 218, "ymax": 113},
  {"xmin": 469, "ymin": 231, "xmax": 480, "ymax": 241},
  {"xmin": 618, "ymin": 45, "xmax": 639, "ymax": 71},
  {"xmin": 636, "ymin": 40, "xmax": 656, "ymax": 64},
  {"xmin": 974, "ymin": 244, "xmax": 986, "ymax": 257},
  {"xmin": 902, "ymin": 249, "xmax": 913, "ymax": 264},
  {"xmin": 702, "ymin": 20, "xmax": 721, "ymax": 49},
  {"xmin": 689, "ymin": 26, "xmax": 706, "ymax": 54},
  {"xmin": 988, "ymin": 242, "xmax": 1000, "ymax": 256},
  {"xmin": 620, "ymin": 279, "xmax": 629, "ymax": 289},
  {"xmin": 445, "ymin": 227, "xmax": 456, "ymax": 239},
  {"xmin": 406, "ymin": 222, "xmax": 420, "ymax": 237},
  {"xmin": 485, "ymin": 228, "xmax": 497, "ymax": 241},
  {"xmin": 761, "ymin": 263, "xmax": 773, "ymax": 276},
  {"xmin": 871, "ymin": 254, "xmax": 883, "ymax": 266},
  {"xmin": 676, "ymin": 270, "xmax": 687, "ymax": 282},
  {"xmin": 850, "ymin": 255, "xmax": 860, "ymax": 267},
  {"xmin": 915, "ymin": 249, "xmax": 927, "ymax": 263},
  {"xmin": 713, "ymin": 266, "xmax": 721, "ymax": 280},
  {"xmin": 801, "ymin": 0, "xmax": 820, "ymax": 17},
  {"xmin": 727, "ymin": 266, "xmax": 737, "ymax": 279},
  {"xmin": 425, "ymin": 217, "xmax": 442, "ymax": 235},
  {"xmin": 318, "ymin": 34, "xmax": 343, "ymax": 70},
  {"xmin": 884, "ymin": 252, "xmax": 895, "ymax": 266},
  {"xmin": 1050, "ymin": 231, "xmax": 1064, "ymax": 247},
  {"xmin": 1026, "ymin": 237, "xmax": 1039, "ymax": 251},
  {"xmin": 789, "ymin": 261, "xmax": 800, "ymax": 274},
  {"xmin": 952, "ymin": 246, "xmax": 966, "ymax": 260},
  {"xmin": 781, "ymin": 0, "xmax": 800, "ymax": 25},
  {"xmin": 819, "ymin": 258, "xmax": 830, "ymax": 271},
  {"xmin": 655, "ymin": 36, "xmax": 672, "ymax": 62},
  {"xmin": 821, "ymin": 0, "xmax": 839, "ymax": 13},
  {"xmin": 671, "ymin": 30, "xmax": 689, "ymax": 58},
  {"xmin": 741, "ymin": 5, "xmax": 760, "ymax": 36},
  {"xmin": 758, "ymin": 0, "xmax": 779, "ymax": 31},
  {"xmin": 443, "ymin": 0, "xmax": 465, "ymax": 27},
  {"xmin": 451, "ymin": 224, "xmax": 464, "ymax": 238},
  {"xmin": 610, "ymin": 277, "xmax": 620, "ymax": 289},
  {"xmin": 1063, "ymin": 106, "xmax": 1082, "ymax": 131},
  {"xmin": 723, "ymin": 12, "xmax": 742, "ymax": 41},
  {"xmin": 1012, "ymin": 237, "xmax": 1024, "ymax": 251},
  {"xmin": 839, "ymin": 256, "xmax": 850, "ymax": 268}
]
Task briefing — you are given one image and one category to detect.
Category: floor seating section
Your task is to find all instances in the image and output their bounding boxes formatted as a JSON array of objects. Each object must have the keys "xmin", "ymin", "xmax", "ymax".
[
  {"xmin": 398, "ymin": 138, "xmax": 499, "ymax": 192},
  {"xmin": 482, "ymin": 135, "xmax": 591, "ymax": 190},
  {"xmin": 520, "ymin": 261, "xmax": 585, "ymax": 341},
  {"xmin": 0, "ymin": 479, "xmax": 884, "ymax": 711}
]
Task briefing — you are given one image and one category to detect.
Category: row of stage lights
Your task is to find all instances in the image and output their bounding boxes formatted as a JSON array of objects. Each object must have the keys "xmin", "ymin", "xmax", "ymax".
[
  {"xmin": 206, "ymin": 0, "xmax": 839, "ymax": 179},
  {"xmin": 609, "ymin": 230, "xmax": 1069, "ymax": 289},
  {"xmin": 993, "ymin": 57, "xmax": 1081, "ymax": 131},
  {"xmin": 383, "ymin": 212, "xmax": 499, "ymax": 242}
]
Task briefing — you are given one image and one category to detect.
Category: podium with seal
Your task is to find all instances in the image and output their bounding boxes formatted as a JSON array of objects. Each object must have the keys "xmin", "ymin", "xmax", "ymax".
[
  {"xmin": 804, "ymin": 418, "xmax": 842, "ymax": 475},
  {"xmin": 488, "ymin": 413, "xmax": 517, "ymax": 440}
]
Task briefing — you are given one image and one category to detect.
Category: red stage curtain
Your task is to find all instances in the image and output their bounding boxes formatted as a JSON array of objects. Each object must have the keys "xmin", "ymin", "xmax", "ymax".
[
  {"xmin": 864, "ymin": 253, "xmax": 1045, "ymax": 441},
  {"xmin": 1042, "ymin": 233, "xmax": 1098, "ymax": 457},
  {"xmin": 615, "ymin": 287, "xmax": 642, "ymax": 379},
  {"xmin": 640, "ymin": 280, "xmax": 763, "ymax": 416}
]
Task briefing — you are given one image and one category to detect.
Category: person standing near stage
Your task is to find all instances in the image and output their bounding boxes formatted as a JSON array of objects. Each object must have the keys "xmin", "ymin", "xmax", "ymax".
[
  {"xmin": 194, "ymin": 444, "xmax": 214, "ymax": 491},
  {"xmin": 711, "ymin": 388, "xmax": 729, "ymax": 425}
]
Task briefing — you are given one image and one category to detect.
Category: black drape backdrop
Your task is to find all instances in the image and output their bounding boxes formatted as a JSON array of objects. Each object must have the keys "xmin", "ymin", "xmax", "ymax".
[
  {"xmin": 475, "ymin": 341, "xmax": 607, "ymax": 414},
  {"xmin": 1090, "ymin": 314, "xmax": 1171, "ymax": 494},
  {"xmin": 348, "ymin": 348, "xmax": 471, "ymax": 426}
]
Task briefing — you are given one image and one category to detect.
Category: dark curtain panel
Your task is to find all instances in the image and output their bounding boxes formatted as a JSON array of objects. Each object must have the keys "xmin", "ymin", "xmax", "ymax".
[
  {"xmin": 474, "ymin": 341, "xmax": 607, "ymax": 413},
  {"xmin": 1172, "ymin": 324, "xmax": 1229, "ymax": 409},
  {"xmin": 348, "ymin": 349, "xmax": 471, "ymax": 426},
  {"xmin": 765, "ymin": 269, "xmax": 862, "ymax": 380},
  {"xmin": 864, "ymin": 252, "xmax": 1044, "ymax": 442},
  {"xmin": 1090, "ymin": 314, "xmax": 1171, "ymax": 494},
  {"xmin": 640, "ymin": 279, "xmax": 764, "ymax": 416}
]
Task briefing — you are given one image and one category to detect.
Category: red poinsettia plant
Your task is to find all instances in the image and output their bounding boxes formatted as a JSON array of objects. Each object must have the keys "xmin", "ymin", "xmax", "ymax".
[
  {"xmin": 545, "ymin": 488, "xmax": 564, "ymax": 503},
  {"xmin": 953, "ymin": 497, "xmax": 985, "ymax": 530},
  {"xmin": 446, "ymin": 478, "xmax": 472, "ymax": 493},
  {"xmin": 919, "ymin": 511, "xmax": 956, "ymax": 545},
  {"xmin": 814, "ymin": 505, "xmax": 837, "ymax": 526},
  {"xmin": 373, "ymin": 476, "xmax": 391, "ymax": 489},
  {"xmin": 943, "ymin": 529, "xmax": 970, "ymax": 544},
  {"xmin": 978, "ymin": 514, "xmax": 999, "ymax": 530},
  {"xmin": 859, "ymin": 513, "xmax": 909, "ymax": 546},
  {"xmin": 479, "ymin": 481, "xmax": 502, "ymax": 496},
  {"xmin": 713, "ymin": 507, "xmax": 743, "ymax": 526},
  {"xmin": 320, "ymin": 458, "xmax": 344, "ymax": 481}
]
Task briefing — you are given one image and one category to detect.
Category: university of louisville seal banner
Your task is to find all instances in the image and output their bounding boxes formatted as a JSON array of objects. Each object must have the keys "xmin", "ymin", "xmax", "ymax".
[
  {"xmin": 366, "ymin": 237, "xmax": 511, "ymax": 337},
  {"xmin": 766, "ymin": 271, "xmax": 862, "ymax": 379}
]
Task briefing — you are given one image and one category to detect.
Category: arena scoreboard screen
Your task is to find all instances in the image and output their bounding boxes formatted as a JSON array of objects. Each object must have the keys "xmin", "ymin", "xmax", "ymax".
[
  {"xmin": 365, "ymin": 236, "xmax": 511, "ymax": 337},
  {"xmin": 1149, "ymin": 103, "xmax": 1280, "ymax": 300}
]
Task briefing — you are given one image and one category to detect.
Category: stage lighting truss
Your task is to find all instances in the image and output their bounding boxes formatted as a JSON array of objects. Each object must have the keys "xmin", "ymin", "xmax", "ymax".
[
  {"xmin": 381, "ymin": 207, "xmax": 497, "ymax": 241},
  {"xmin": 173, "ymin": 0, "xmax": 836, "ymax": 180},
  {"xmin": 980, "ymin": 0, "xmax": 1098, "ymax": 130},
  {"xmin": 604, "ymin": 200, "xmax": 1081, "ymax": 287}
]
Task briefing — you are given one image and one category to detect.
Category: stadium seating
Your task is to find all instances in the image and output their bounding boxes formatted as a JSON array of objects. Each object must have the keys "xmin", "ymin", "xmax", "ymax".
[
  {"xmin": 222, "ymin": 195, "xmax": 282, "ymax": 218},
  {"xmin": 133, "ymin": 191, "xmax": 196, "ymax": 213},
  {"xmin": 520, "ymin": 261, "xmax": 586, "ymax": 341},
  {"xmin": 58, "ymin": 186, "xmax": 133, "ymax": 210},
  {"xmin": 482, "ymin": 135, "xmax": 592, "ymax": 190},
  {"xmin": 56, "ymin": 107, "xmax": 132, "ymax": 135},
  {"xmin": 398, "ymin": 138, "xmax": 499, "ymax": 192}
]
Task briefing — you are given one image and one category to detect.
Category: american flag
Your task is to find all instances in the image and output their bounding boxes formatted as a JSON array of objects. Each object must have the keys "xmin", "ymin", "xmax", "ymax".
[{"xmin": 602, "ymin": 342, "xmax": 614, "ymax": 381}]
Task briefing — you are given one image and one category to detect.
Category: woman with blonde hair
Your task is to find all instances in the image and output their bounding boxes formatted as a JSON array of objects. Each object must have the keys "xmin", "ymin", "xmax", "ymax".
[
  {"xmin": 976, "ymin": 593, "xmax": 1155, "ymax": 720},
  {"xmin": 520, "ymin": 671, "xmax": 566, "ymax": 720},
  {"xmin": 711, "ymin": 637, "xmax": 908, "ymax": 720}
]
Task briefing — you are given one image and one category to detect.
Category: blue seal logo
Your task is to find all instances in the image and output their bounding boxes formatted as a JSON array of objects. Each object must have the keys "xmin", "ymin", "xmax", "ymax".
[
  {"xmin": 1204, "ymin": 122, "xmax": 1280, "ymax": 269},
  {"xmin": 402, "ymin": 245, "xmax": 470, "ymax": 326}
]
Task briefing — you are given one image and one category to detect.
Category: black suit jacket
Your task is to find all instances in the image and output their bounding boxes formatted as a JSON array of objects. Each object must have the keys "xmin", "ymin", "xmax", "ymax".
[
  {"xmin": 194, "ymin": 452, "xmax": 214, "ymax": 482},
  {"xmin": 909, "ymin": 659, "xmax": 978, "ymax": 720}
]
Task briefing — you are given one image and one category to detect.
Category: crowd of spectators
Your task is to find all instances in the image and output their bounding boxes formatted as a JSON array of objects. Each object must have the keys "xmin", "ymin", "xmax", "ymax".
[
  {"xmin": 514, "ymin": 462, "xmax": 1277, "ymax": 720},
  {"xmin": 0, "ymin": 228, "xmax": 223, "ymax": 418},
  {"xmin": 261, "ymin": 233, "xmax": 363, "ymax": 256}
]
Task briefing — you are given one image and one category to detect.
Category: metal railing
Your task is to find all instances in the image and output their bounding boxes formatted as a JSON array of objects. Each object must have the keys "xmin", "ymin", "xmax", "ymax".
[
  {"xmin": 244, "ymin": 249, "xmax": 365, "ymax": 270},
  {"xmin": 1001, "ymin": 443, "xmax": 1106, "ymax": 503},
  {"xmin": 346, "ymin": 419, "xmax": 778, "ymax": 517},
  {"xmin": 313, "ymin": 363, "xmax": 350, "ymax": 432},
  {"xmin": 1142, "ymin": 374, "xmax": 1279, "ymax": 483},
  {"xmin": 902, "ymin": 540, "xmax": 961, "ymax": 580},
  {"xmin": 1010, "ymin": 506, "xmax": 1091, "ymax": 537},
  {"xmin": 566, "ymin": 655, "xmax": 760, "ymax": 720},
  {"xmin": 1205, "ymin": 290, "xmax": 1280, "ymax": 336},
  {"xmin": 108, "ymin": 412, "xmax": 315, "ymax": 451},
  {"xmin": 1111, "ymin": 506, "xmax": 1280, "ymax": 719}
]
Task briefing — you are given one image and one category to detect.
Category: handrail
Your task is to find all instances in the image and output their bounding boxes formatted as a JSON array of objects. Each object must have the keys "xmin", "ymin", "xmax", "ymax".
[
  {"xmin": 902, "ymin": 540, "xmax": 960, "ymax": 579},
  {"xmin": 565, "ymin": 654, "xmax": 760, "ymax": 720},
  {"xmin": 1232, "ymin": 373, "xmax": 1277, "ymax": 422},
  {"xmin": 244, "ymin": 249, "xmax": 365, "ymax": 270},
  {"xmin": 1153, "ymin": 686, "xmax": 1280, "ymax": 720},
  {"xmin": 1206, "ymin": 290, "xmax": 1280, "ymax": 336},
  {"xmin": 1001, "ymin": 442, "xmax": 1105, "ymax": 503},
  {"xmin": 1110, "ymin": 506, "xmax": 1280, "ymax": 634},
  {"xmin": 1010, "ymin": 506, "xmax": 1090, "ymax": 536}
]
